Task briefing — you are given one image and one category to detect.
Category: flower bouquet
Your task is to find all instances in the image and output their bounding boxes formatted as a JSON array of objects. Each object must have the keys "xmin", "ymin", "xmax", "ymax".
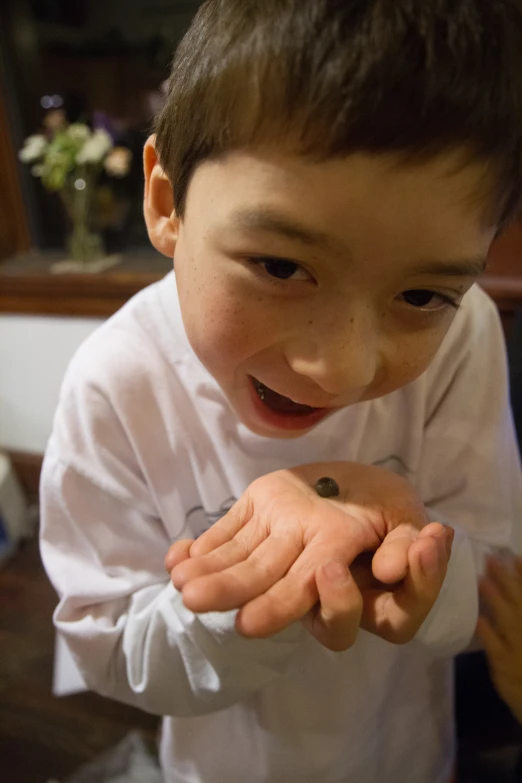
[{"xmin": 19, "ymin": 113, "xmax": 132, "ymax": 273}]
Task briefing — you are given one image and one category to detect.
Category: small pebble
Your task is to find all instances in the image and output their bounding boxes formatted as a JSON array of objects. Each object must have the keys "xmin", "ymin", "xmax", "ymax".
[{"xmin": 314, "ymin": 477, "xmax": 340, "ymax": 498}]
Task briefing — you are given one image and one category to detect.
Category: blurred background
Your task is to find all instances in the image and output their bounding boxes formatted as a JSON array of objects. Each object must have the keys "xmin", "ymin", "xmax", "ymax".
[
  {"xmin": 0, "ymin": 2, "xmax": 521, "ymax": 782},
  {"xmin": 0, "ymin": 0, "xmax": 205, "ymax": 453},
  {"xmin": 1, "ymin": 0, "xmax": 202, "ymax": 252},
  {"xmin": 0, "ymin": 2, "xmax": 203, "ymax": 782}
]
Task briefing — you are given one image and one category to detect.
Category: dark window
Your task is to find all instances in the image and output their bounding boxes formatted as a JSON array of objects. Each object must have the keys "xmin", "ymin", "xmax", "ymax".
[{"xmin": 1, "ymin": 0, "xmax": 202, "ymax": 253}]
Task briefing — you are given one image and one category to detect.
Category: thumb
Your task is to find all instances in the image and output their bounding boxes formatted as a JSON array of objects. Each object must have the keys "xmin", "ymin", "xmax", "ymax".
[{"xmin": 302, "ymin": 560, "xmax": 362, "ymax": 652}]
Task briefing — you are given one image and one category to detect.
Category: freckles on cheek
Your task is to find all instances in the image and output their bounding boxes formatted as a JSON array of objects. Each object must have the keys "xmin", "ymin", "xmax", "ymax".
[
  {"xmin": 187, "ymin": 291, "xmax": 265, "ymax": 369},
  {"xmin": 394, "ymin": 336, "xmax": 445, "ymax": 386}
]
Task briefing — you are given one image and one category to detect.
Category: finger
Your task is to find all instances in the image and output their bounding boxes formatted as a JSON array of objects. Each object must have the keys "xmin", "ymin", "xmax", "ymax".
[
  {"xmin": 479, "ymin": 576, "xmax": 514, "ymax": 636},
  {"xmin": 234, "ymin": 532, "xmax": 365, "ymax": 638},
  {"xmin": 189, "ymin": 495, "xmax": 251, "ymax": 557},
  {"xmin": 235, "ymin": 556, "xmax": 321, "ymax": 638},
  {"xmin": 172, "ymin": 509, "xmax": 273, "ymax": 589},
  {"xmin": 418, "ymin": 521, "xmax": 450, "ymax": 547},
  {"xmin": 476, "ymin": 615, "xmax": 506, "ymax": 663},
  {"xmin": 372, "ymin": 537, "xmax": 412, "ymax": 584},
  {"xmin": 443, "ymin": 526, "xmax": 455, "ymax": 560},
  {"xmin": 180, "ymin": 533, "xmax": 303, "ymax": 613},
  {"xmin": 486, "ymin": 557, "xmax": 522, "ymax": 607},
  {"xmin": 372, "ymin": 522, "xmax": 445, "ymax": 585},
  {"xmin": 414, "ymin": 525, "xmax": 451, "ymax": 597},
  {"xmin": 303, "ymin": 561, "xmax": 363, "ymax": 651},
  {"xmin": 231, "ymin": 511, "xmax": 374, "ymax": 639},
  {"xmin": 165, "ymin": 539, "xmax": 194, "ymax": 573},
  {"xmin": 363, "ymin": 532, "xmax": 446, "ymax": 643},
  {"xmin": 434, "ymin": 525, "xmax": 451, "ymax": 575},
  {"xmin": 420, "ymin": 524, "xmax": 453, "ymax": 575},
  {"xmin": 171, "ymin": 537, "xmax": 251, "ymax": 590}
]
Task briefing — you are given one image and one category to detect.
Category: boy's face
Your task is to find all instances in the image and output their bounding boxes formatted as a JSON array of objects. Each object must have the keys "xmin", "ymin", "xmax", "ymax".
[{"xmin": 145, "ymin": 142, "xmax": 495, "ymax": 439}]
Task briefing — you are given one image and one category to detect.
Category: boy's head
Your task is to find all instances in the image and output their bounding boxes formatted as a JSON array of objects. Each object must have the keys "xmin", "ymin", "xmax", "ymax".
[{"xmin": 144, "ymin": 0, "xmax": 522, "ymax": 438}]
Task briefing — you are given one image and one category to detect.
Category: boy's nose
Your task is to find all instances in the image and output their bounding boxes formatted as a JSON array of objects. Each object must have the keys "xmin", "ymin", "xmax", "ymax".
[{"xmin": 286, "ymin": 316, "xmax": 380, "ymax": 399}]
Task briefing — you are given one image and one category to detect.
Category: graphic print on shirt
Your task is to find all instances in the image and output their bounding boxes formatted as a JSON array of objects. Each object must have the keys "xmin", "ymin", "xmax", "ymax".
[
  {"xmin": 372, "ymin": 455, "xmax": 412, "ymax": 477},
  {"xmin": 185, "ymin": 496, "xmax": 238, "ymax": 539}
]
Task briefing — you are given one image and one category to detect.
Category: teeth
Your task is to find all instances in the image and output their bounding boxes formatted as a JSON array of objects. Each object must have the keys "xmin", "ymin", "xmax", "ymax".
[
  {"xmin": 252, "ymin": 376, "xmax": 323, "ymax": 414},
  {"xmin": 253, "ymin": 378, "xmax": 266, "ymax": 401}
]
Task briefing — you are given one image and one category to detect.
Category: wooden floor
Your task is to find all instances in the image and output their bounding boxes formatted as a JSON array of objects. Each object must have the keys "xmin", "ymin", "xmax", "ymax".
[{"xmin": 0, "ymin": 534, "xmax": 159, "ymax": 783}]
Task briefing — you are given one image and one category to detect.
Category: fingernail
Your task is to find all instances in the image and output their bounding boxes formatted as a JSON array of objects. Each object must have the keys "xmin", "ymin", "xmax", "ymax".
[{"xmin": 323, "ymin": 560, "xmax": 349, "ymax": 586}]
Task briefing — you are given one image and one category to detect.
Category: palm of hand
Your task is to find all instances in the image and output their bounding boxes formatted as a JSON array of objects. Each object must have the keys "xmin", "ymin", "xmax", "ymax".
[
  {"xmin": 170, "ymin": 473, "xmax": 378, "ymax": 631},
  {"xmin": 167, "ymin": 465, "xmax": 448, "ymax": 645}
]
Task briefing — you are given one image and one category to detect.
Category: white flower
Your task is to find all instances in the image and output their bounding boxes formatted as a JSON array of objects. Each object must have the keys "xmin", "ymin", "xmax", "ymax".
[
  {"xmin": 104, "ymin": 146, "xmax": 132, "ymax": 177},
  {"xmin": 68, "ymin": 123, "xmax": 91, "ymax": 143},
  {"xmin": 31, "ymin": 164, "xmax": 45, "ymax": 177},
  {"xmin": 19, "ymin": 134, "xmax": 48, "ymax": 163},
  {"xmin": 75, "ymin": 129, "xmax": 113, "ymax": 164}
]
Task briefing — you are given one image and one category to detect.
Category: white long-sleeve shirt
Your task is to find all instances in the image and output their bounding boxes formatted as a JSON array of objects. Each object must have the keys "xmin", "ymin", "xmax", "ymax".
[{"xmin": 40, "ymin": 273, "xmax": 522, "ymax": 783}]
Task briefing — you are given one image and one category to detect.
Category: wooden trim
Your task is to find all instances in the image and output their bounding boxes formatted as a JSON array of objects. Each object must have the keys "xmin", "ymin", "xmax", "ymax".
[
  {"xmin": 0, "ymin": 252, "xmax": 171, "ymax": 318},
  {"xmin": 6, "ymin": 450, "xmax": 43, "ymax": 503},
  {"xmin": 0, "ymin": 270, "xmax": 165, "ymax": 317}
]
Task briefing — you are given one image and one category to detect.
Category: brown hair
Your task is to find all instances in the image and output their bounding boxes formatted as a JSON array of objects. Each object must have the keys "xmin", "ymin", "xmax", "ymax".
[{"xmin": 155, "ymin": 0, "xmax": 522, "ymax": 226}]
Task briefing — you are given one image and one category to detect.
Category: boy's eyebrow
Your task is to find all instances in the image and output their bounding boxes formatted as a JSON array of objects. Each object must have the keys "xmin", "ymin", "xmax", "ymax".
[
  {"xmin": 230, "ymin": 208, "xmax": 487, "ymax": 277},
  {"xmin": 230, "ymin": 208, "xmax": 335, "ymax": 249},
  {"xmin": 413, "ymin": 258, "xmax": 487, "ymax": 277}
]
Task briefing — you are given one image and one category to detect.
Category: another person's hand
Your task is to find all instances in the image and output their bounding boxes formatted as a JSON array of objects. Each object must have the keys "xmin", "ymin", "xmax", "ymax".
[
  {"xmin": 166, "ymin": 462, "xmax": 453, "ymax": 650},
  {"xmin": 477, "ymin": 555, "xmax": 522, "ymax": 724}
]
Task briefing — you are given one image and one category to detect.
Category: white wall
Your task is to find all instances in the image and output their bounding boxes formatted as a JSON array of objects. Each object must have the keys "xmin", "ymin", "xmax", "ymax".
[{"xmin": 0, "ymin": 315, "xmax": 103, "ymax": 453}]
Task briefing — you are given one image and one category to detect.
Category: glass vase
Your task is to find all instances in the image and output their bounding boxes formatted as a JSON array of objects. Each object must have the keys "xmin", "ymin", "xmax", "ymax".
[
  {"xmin": 52, "ymin": 169, "xmax": 121, "ymax": 274},
  {"xmin": 65, "ymin": 172, "xmax": 104, "ymax": 266}
]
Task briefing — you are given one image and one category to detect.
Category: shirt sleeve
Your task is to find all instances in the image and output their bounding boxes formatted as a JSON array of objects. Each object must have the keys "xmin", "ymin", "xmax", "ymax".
[
  {"xmin": 39, "ymin": 367, "xmax": 305, "ymax": 719},
  {"xmin": 412, "ymin": 286, "xmax": 522, "ymax": 657}
]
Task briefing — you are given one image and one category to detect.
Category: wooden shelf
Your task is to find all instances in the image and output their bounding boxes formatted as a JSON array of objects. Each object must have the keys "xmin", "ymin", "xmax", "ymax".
[
  {"xmin": 0, "ymin": 250, "xmax": 172, "ymax": 318},
  {"xmin": 480, "ymin": 274, "xmax": 522, "ymax": 302}
]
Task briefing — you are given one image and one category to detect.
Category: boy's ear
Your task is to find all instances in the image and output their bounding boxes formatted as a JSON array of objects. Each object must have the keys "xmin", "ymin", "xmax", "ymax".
[{"xmin": 143, "ymin": 135, "xmax": 179, "ymax": 258}]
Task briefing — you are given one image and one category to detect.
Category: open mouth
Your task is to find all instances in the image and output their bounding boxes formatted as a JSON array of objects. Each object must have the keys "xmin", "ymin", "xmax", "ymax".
[{"xmin": 251, "ymin": 377, "xmax": 325, "ymax": 417}]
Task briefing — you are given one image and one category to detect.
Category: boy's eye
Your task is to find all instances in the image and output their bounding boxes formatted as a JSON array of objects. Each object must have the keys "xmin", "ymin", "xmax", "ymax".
[
  {"xmin": 251, "ymin": 257, "xmax": 311, "ymax": 282},
  {"xmin": 400, "ymin": 289, "xmax": 460, "ymax": 311}
]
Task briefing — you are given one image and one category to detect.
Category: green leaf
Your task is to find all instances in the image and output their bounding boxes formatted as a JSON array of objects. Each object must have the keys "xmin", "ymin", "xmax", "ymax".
[{"xmin": 42, "ymin": 165, "xmax": 67, "ymax": 192}]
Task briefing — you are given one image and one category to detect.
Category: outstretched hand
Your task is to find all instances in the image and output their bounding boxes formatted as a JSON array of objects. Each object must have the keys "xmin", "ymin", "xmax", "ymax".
[
  {"xmin": 166, "ymin": 463, "xmax": 454, "ymax": 650},
  {"xmin": 477, "ymin": 555, "xmax": 522, "ymax": 723}
]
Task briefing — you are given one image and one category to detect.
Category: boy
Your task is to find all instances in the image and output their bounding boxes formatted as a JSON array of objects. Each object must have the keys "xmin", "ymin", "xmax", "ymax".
[{"xmin": 40, "ymin": 2, "xmax": 522, "ymax": 782}]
